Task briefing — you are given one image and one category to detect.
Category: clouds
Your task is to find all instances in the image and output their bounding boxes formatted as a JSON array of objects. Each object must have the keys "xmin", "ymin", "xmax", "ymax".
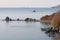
[{"xmin": 0, "ymin": 0, "xmax": 60, "ymax": 8}]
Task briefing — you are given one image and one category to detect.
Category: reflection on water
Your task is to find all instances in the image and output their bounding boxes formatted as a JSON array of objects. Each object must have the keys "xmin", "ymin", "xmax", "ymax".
[{"xmin": 0, "ymin": 21, "xmax": 53, "ymax": 40}]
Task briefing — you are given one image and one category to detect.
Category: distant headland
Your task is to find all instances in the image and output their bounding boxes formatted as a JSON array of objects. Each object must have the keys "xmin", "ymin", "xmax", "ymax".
[{"xmin": 52, "ymin": 4, "xmax": 60, "ymax": 8}]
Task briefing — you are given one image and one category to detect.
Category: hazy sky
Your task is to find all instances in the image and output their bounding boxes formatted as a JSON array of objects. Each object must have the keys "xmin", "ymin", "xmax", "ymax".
[{"xmin": 0, "ymin": 0, "xmax": 60, "ymax": 8}]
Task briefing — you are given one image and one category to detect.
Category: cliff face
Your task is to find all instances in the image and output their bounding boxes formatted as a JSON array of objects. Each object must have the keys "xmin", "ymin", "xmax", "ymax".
[
  {"xmin": 51, "ymin": 11, "xmax": 60, "ymax": 29},
  {"xmin": 40, "ymin": 13, "xmax": 55, "ymax": 23},
  {"xmin": 40, "ymin": 11, "xmax": 60, "ymax": 30},
  {"xmin": 40, "ymin": 15, "xmax": 50, "ymax": 23}
]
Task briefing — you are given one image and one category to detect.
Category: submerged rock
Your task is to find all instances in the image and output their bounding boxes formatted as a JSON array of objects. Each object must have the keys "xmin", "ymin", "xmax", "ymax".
[
  {"xmin": 41, "ymin": 27, "xmax": 60, "ymax": 37},
  {"xmin": 41, "ymin": 28, "xmax": 48, "ymax": 31}
]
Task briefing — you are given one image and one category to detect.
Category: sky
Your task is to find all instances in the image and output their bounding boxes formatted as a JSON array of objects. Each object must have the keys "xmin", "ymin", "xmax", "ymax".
[{"xmin": 0, "ymin": 0, "xmax": 60, "ymax": 8}]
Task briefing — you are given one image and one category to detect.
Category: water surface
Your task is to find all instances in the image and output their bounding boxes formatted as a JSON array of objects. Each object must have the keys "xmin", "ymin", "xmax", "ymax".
[
  {"xmin": 0, "ymin": 8, "xmax": 59, "ymax": 40},
  {"xmin": 0, "ymin": 21, "xmax": 53, "ymax": 40}
]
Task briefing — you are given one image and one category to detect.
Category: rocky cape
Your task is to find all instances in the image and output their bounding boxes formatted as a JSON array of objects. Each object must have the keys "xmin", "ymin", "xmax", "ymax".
[
  {"xmin": 40, "ymin": 11, "xmax": 60, "ymax": 37},
  {"xmin": 40, "ymin": 13, "xmax": 55, "ymax": 23},
  {"xmin": 40, "ymin": 11, "xmax": 60, "ymax": 28}
]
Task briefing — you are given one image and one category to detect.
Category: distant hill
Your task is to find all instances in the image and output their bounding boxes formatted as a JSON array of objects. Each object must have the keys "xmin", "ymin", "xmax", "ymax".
[{"xmin": 52, "ymin": 5, "xmax": 60, "ymax": 8}]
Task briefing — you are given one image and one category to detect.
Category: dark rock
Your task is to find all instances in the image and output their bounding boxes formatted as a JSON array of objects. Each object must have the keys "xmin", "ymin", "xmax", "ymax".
[
  {"xmin": 41, "ymin": 28, "xmax": 47, "ymax": 31},
  {"xmin": 33, "ymin": 10, "xmax": 36, "ymax": 12},
  {"xmin": 45, "ymin": 27, "xmax": 53, "ymax": 33},
  {"xmin": 17, "ymin": 18, "xmax": 20, "ymax": 21},
  {"xmin": 5, "ymin": 17, "xmax": 10, "ymax": 21},
  {"xmin": 25, "ymin": 18, "xmax": 29, "ymax": 21},
  {"xmin": 10, "ymin": 19, "xmax": 12, "ymax": 21},
  {"xmin": 5, "ymin": 17, "xmax": 13, "ymax": 21},
  {"xmin": 25, "ymin": 18, "xmax": 39, "ymax": 22}
]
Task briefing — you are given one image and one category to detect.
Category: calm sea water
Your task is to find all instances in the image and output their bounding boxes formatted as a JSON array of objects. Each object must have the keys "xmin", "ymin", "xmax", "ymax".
[{"xmin": 0, "ymin": 8, "xmax": 60, "ymax": 40}]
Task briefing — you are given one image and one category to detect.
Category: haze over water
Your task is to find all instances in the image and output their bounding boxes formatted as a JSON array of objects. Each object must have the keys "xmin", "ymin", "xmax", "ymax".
[
  {"xmin": 0, "ymin": 8, "xmax": 60, "ymax": 40},
  {"xmin": 0, "ymin": 8, "xmax": 60, "ymax": 20}
]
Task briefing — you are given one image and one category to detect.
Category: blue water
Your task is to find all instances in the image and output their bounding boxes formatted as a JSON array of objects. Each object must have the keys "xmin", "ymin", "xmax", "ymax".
[
  {"xmin": 0, "ymin": 8, "xmax": 60, "ymax": 20},
  {"xmin": 0, "ymin": 8, "xmax": 60, "ymax": 40}
]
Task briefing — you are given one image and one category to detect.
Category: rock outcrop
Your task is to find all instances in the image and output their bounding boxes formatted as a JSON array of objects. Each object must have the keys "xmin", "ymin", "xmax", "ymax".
[
  {"xmin": 25, "ymin": 18, "xmax": 39, "ymax": 22},
  {"xmin": 40, "ymin": 11, "xmax": 60, "ymax": 34},
  {"xmin": 51, "ymin": 11, "xmax": 60, "ymax": 30},
  {"xmin": 5, "ymin": 17, "xmax": 13, "ymax": 21},
  {"xmin": 40, "ymin": 13, "xmax": 55, "ymax": 23},
  {"xmin": 5, "ymin": 17, "xmax": 15, "ymax": 21},
  {"xmin": 5, "ymin": 17, "xmax": 10, "ymax": 21}
]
